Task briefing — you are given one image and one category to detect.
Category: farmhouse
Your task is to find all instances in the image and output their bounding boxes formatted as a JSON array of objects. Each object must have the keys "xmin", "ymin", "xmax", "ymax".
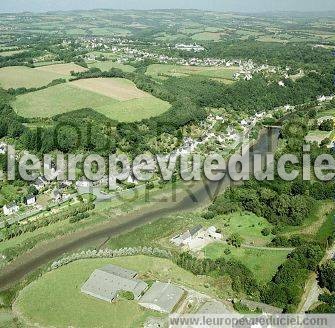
[
  {"xmin": 3, "ymin": 202, "xmax": 19, "ymax": 216},
  {"xmin": 171, "ymin": 225, "xmax": 204, "ymax": 247},
  {"xmin": 139, "ymin": 282, "xmax": 185, "ymax": 314},
  {"xmin": 81, "ymin": 265, "xmax": 148, "ymax": 302},
  {"xmin": 171, "ymin": 225, "xmax": 222, "ymax": 250}
]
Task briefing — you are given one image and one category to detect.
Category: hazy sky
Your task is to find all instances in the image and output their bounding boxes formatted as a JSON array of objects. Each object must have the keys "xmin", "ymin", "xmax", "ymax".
[{"xmin": 1, "ymin": 0, "xmax": 335, "ymax": 13}]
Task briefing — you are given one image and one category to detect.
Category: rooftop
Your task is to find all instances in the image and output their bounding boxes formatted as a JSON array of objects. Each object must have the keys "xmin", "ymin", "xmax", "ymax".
[
  {"xmin": 81, "ymin": 266, "xmax": 148, "ymax": 302},
  {"xmin": 139, "ymin": 282, "xmax": 184, "ymax": 313}
]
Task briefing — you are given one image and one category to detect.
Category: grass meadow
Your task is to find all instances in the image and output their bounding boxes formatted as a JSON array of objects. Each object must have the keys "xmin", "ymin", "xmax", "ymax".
[
  {"xmin": 12, "ymin": 78, "xmax": 170, "ymax": 121},
  {"xmin": 15, "ymin": 256, "xmax": 217, "ymax": 327},
  {"xmin": 0, "ymin": 66, "xmax": 64, "ymax": 89},
  {"xmin": 204, "ymin": 243, "xmax": 290, "ymax": 283}
]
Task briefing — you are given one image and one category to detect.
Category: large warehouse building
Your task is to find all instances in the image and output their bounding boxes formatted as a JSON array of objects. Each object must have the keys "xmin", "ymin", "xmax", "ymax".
[
  {"xmin": 81, "ymin": 264, "xmax": 148, "ymax": 302},
  {"xmin": 139, "ymin": 282, "xmax": 185, "ymax": 313}
]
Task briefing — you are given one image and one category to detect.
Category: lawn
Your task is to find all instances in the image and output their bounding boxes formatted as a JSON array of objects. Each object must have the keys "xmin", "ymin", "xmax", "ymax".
[
  {"xmin": 146, "ymin": 64, "xmax": 239, "ymax": 82},
  {"xmin": 204, "ymin": 243, "xmax": 290, "ymax": 283},
  {"xmin": 12, "ymin": 78, "xmax": 170, "ymax": 121},
  {"xmin": 15, "ymin": 256, "xmax": 215, "ymax": 328},
  {"xmin": 95, "ymin": 96, "xmax": 170, "ymax": 122},
  {"xmin": 215, "ymin": 212, "xmax": 274, "ymax": 246},
  {"xmin": 88, "ymin": 60, "xmax": 135, "ymax": 73},
  {"xmin": 0, "ymin": 66, "xmax": 65, "ymax": 89}
]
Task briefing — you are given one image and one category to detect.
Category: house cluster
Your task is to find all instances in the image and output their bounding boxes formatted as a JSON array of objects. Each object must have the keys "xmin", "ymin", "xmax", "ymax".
[
  {"xmin": 176, "ymin": 110, "xmax": 271, "ymax": 156},
  {"xmin": 171, "ymin": 225, "xmax": 222, "ymax": 251},
  {"xmin": 81, "ymin": 264, "xmax": 185, "ymax": 314},
  {"xmin": 73, "ymin": 35, "xmax": 288, "ymax": 82},
  {"xmin": 317, "ymin": 95, "xmax": 335, "ymax": 102},
  {"xmin": 174, "ymin": 43, "xmax": 205, "ymax": 52}
]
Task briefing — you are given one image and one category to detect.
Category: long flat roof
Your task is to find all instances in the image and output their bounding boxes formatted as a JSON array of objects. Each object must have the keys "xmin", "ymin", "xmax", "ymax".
[
  {"xmin": 139, "ymin": 282, "xmax": 184, "ymax": 313},
  {"xmin": 99, "ymin": 264, "xmax": 137, "ymax": 279},
  {"xmin": 81, "ymin": 266, "xmax": 147, "ymax": 302}
]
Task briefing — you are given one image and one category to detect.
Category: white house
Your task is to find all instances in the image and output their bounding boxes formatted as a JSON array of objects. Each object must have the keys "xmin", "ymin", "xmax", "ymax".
[
  {"xmin": 171, "ymin": 225, "xmax": 204, "ymax": 247},
  {"xmin": 3, "ymin": 203, "xmax": 19, "ymax": 216},
  {"xmin": 25, "ymin": 195, "xmax": 37, "ymax": 206},
  {"xmin": 0, "ymin": 143, "xmax": 7, "ymax": 155}
]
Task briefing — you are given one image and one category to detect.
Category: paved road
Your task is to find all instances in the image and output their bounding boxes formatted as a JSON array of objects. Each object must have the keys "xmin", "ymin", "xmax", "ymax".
[{"xmin": 299, "ymin": 243, "xmax": 335, "ymax": 313}]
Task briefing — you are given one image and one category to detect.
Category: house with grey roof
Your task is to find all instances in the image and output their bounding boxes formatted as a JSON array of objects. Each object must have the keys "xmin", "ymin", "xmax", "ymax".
[
  {"xmin": 81, "ymin": 264, "xmax": 148, "ymax": 303},
  {"xmin": 170, "ymin": 225, "xmax": 204, "ymax": 247},
  {"xmin": 53, "ymin": 189, "xmax": 62, "ymax": 202},
  {"xmin": 139, "ymin": 282, "xmax": 185, "ymax": 314},
  {"xmin": 3, "ymin": 202, "xmax": 19, "ymax": 216}
]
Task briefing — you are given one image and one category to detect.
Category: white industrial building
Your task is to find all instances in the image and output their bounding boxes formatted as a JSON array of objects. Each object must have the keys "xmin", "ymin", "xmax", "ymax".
[
  {"xmin": 81, "ymin": 265, "xmax": 148, "ymax": 302},
  {"xmin": 139, "ymin": 282, "xmax": 184, "ymax": 313}
]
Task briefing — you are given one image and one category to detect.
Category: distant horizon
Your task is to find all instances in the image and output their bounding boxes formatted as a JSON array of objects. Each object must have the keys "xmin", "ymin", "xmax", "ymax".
[
  {"xmin": 1, "ymin": 0, "xmax": 335, "ymax": 14},
  {"xmin": 2, "ymin": 8, "xmax": 335, "ymax": 15}
]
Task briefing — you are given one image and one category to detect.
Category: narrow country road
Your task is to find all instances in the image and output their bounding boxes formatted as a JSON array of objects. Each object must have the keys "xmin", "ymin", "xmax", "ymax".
[{"xmin": 298, "ymin": 243, "xmax": 335, "ymax": 313}]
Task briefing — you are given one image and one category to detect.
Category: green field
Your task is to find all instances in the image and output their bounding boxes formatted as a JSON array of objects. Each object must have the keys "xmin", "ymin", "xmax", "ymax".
[
  {"xmin": 12, "ymin": 78, "xmax": 170, "ymax": 121},
  {"xmin": 88, "ymin": 60, "xmax": 135, "ymax": 73},
  {"xmin": 0, "ymin": 66, "xmax": 65, "ymax": 89},
  {"xmin": 216, "ymin": 212, "xmax": 274, "ymax": 246},
  {"xmin": 146, "ymin": 64, "xmax": 239, "ymax": 82},
  {"xmin": 95, "ymin": 96, "xmax": 170, "ymax": 122},
  {"xmin": 15, "ymin": 256, "xmax": 216, "ymax": 328},
  {"xmin": 204, "ymin": 243, "xmax": 290, "ymax": 283},
  {"xmin": 192, "ymin": 32, "xmax": 223, "ymax": 41}
]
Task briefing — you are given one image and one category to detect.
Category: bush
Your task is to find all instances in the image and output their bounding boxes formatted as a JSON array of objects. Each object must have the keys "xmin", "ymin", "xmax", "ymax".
[
  {"xmin": 118, "ymin": 291, "xmax": 134, "ymax": 301},
  {"xmin": 203, "ymin": 211, "xmax": 216, "ymax": 220},
  {"xmin": 227, "ymin": 233, "xmax": 244, "ymax": 248},
  {"xmin": 261, "ymin": 228, "xmax": 271, "ymax": 236}
]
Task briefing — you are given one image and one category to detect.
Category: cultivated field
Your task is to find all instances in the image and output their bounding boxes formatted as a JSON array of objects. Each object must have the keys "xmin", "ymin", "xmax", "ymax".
[
  {"xmin": 12, "ymin": 78, "xmax": 170, "ymax": 121},
  {"xmin": 34, "ymin": 63, "xmax": 87, "ymax": 75},
  {"xmin": 14, "ymin": 256, "xmax": 216, "ymax": 327},
  {"xmin": 70, "ymin": 78, "xmax": 149, "ymax": 100},
  {"xmin": 146, "ymin": 64, "xmax": 239, "ymax": 82},
  {"xmin": 0, "ymin": 66, "xmax": 64, "ymax": 89}
]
